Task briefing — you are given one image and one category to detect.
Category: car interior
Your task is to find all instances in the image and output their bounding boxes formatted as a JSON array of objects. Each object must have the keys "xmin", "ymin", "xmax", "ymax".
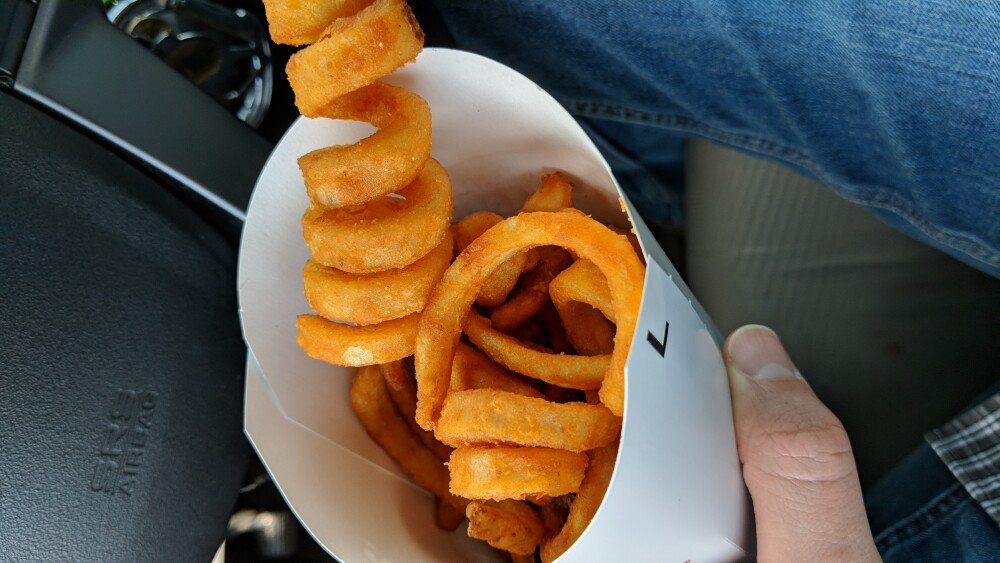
[
  {"xmin": 2, "ymin": 0, "xmax": 997, "ymax": 561},
  {"xmin": 2, "ymin": 0, "xmax": 337, "ymax": 559}
]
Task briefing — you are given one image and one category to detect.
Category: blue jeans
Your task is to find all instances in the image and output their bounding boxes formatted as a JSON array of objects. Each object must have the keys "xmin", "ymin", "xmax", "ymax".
[
  {"xmin": 864, "ymin": 382, "xmax": 1000, "ymax": 561},
  {"xmin": 865, "ymin": 442, "xmax": 1000, "ymax": 562},
  {"xmin": 425, "ymin": 0, "xmax": 1000, "ymax": 278}
]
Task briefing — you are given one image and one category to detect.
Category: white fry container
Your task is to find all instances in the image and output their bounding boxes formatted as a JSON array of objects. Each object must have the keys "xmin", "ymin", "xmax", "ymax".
[{"xmin": 238, "ymin": 48, "xmax": 751, "ymax": 562}]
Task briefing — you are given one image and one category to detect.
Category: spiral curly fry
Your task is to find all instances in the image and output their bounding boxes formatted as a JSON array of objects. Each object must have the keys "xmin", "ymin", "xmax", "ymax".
[
  {"xmin": 349, "ymin": 365, "xmax": 467, "ymax": 512},
  {"xmin": 263, "ymin": 3, "xmax": 642, "ymax": 555},
  {"xmin": 448, "ymin": 447, "xmax": 589, "ymax": 501},
  {"xmin": 262, "ymin": 0, "xmax": 371, "ymax": 46},
  {"xmin": 549, "ymin": 258, "xmax": 618, "ymax": 355},
  {"xmin": 415, "ymin": 211, "xmax": 645, "ymax": 427},
  {"xmin": 302, "ymin": 234, "xmax": 452, "ymax": 325},
  {"xmin": 463, "ymin": 312, "xmax": 610, "ymax": 390},
  {"xmin": 465, "ymin": 500, "xmax": 546, "ymax": 556},
  {"xmin": 274, "ymin": 0, "xmax": 452, "ymax": 365},
  {"xmin": 540, "ymin": 440, "xmax": 619, "ymax": 563}
]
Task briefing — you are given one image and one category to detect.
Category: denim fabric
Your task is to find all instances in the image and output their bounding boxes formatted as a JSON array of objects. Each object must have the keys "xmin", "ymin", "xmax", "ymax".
[
  {"xmin": 865, "ymin": 442, "xmax": 1000, "ymax": 562},
  {"xmin": 577, "ymin": 118, "xmax": 687, "ymax": 225},
  {"xmin": 428, "ymin": 0, "xmax": 1000, "ymax": 277}
]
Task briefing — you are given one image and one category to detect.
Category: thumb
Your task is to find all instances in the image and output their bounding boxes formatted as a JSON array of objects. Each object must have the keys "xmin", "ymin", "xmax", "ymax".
[{"xmin": 724, "ymin": 325, "xmax": 880, "ymax": 563}]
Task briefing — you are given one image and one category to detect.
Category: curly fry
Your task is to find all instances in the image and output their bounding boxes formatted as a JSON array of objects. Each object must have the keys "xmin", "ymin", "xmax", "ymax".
[{"xmin": 415, "ymin": 211, "xmax": 643, "ymax": 427}]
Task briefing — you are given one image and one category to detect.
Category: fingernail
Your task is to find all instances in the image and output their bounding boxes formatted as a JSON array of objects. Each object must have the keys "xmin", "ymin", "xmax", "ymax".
[{"xmin": 725, "ymin": 325, "xmax": 799, "ymax": 379}]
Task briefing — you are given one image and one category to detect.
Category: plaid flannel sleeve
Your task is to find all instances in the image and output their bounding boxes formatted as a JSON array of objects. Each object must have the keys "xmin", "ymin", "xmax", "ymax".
[{"xmin": 926, "ymin": 391, "xmax": 1000, "ymax": 526}]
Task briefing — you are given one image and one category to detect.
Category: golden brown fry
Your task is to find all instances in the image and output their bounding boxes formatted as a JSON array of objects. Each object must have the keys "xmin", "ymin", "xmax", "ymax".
[
  {"xmin": 502, "ymin": 320, "xmax": 547, "ymax": 347},
  {"xmin": 542, "ymin": 384, "xmax": 583, "ymax": 404},
  {"xmin": 540, "ymin": 441, "xmax": 619, "ymax": 563},
  {"xmin": 556, "ymin": 302, "xmax": 615, "ymax": 357},
  {"xmin": 415, "ymin": 212, "xmax": 643, "ymax": 427},
  {"xmin": 508, "ymin": 553, "xmax": 536, "ymax": 563},
  {"xmin": 454, "ymin": 211, "xmax": 538, "ymax": 307},
  {"xmin": 303, "ymin": 234, "xmax": 452, "ymax": 325},
  {"xmin": 435, "ymin": 389, "xmax": 621, "ymax": 452},
  {"xmin": 608, "ymin": 225, "xmax": 643, "ymax": 260},
  {"xmin": 464, "ymin": 313, "xmax": 609, "ymax": 391},
  {"xmin": 520, "ymin": 172, "xmax": 574, "ymax": 213},
  {"xmin": 549, "ymin": 259, "xmax": 615, "ymax": 322},
  {"xmin": 449, "ymin": 447, "xmax": 588, "ymax": 501},
  {"xmin": 451, "ymin": 343, "xmax": 546, "ymax": 399},
  {"xmin": 535, "ymin": 301, "xmax": 574, "ymax": 355},
  {"xmin": 466, "ymin": 500, "xmax": 545, "ymax": 555},
  {"xmin": 435, "ymin": 496, "xmax": 467, "ymax": 531},
  {"xmin": 454, "ymin": 211, "xmax": 503, "ymax": 251},
  {"xmin": 286, "ymin": 0, "xmax": 424, "ymax": 117},
  {"xmin": 476, "ymin": 171, "xmax": 573, "ymax": 310},
  {"xmin": 490, "ymin": 247, "xmax": 572, "ymax": 331},
  {"xmin": 476, "ymin": 262, "xmax": 527, "ymax": 308},
  {"xmin": 299, "ymin": 82, "xmax": 431, "ymax": 208},
  {"xmin": 262, "ymin": 0, "xmax": 370, "ymax": 46},
  {"xmin": 302, "ymin": 158, "xmax": 452, "ymax": 274},
  {"xmin": 379, "ymin": 361, "xmax": 454, "ymax": 461},
  {"xmin": 349, "ymin": 366, "xmax": 466, "ymax": 512},
  {"xmin": 537, "ymin": 498, "xmax": 570, "ymax": 538},
  {"xmin": 549, "ymin": 258, "xmax": 617, "ymax": 356},
  {"xmin": 296, "ymin": 313, "xmax": 419, "ymax": 366},
  {"xmin": 379, "ymin": 357, "xmax": 412, "ymax": 393}
]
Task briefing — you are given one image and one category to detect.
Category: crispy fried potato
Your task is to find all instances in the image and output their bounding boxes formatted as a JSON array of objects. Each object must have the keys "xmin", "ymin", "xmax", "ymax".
[
  {"xmin": 541, "ymin": 441, "xmax": 619, "ymax": 563},
  {"xmin": 537, "ymin": 497, "xmax": 570, "ymax": 538},
  {"xmin": 449, "ymin": 447, "xmax": 588, "ymax": 501},
  {"xmin": 299, "ymin": 82, "xmax": 431, "ymax": 207},
  {"xmin": 501, "ymin": 320, "xmax": 547, "ymax": 347},
  {"xmin": 454, "ymin": 211, "xmax": 538, "ymax": 307},
  {"xmin": 303, "ymin": 233, "xmax": 452, "ymax": 325},
  {"xmin": 474, "ymin": 171, "xmax": 573, "ymax": 310},
  {"xmin": 466, "ymin": 500, "xmax": 545, "ymax": 555},
  {"xmin": 451, "ymin": 343, "xmax": 546, "ymax": 399},
  {"xmin": 435, "ymin": 496, "xmax": 467, "ymax": 531},
  {"xmin": 380, "ymin": 361, "xmax": 454, "ymax": 461},
  {"xmin": 490, "ymin": 247, "xmax": 572, "ymax": 331},
  {"xmin": 435, "ymin": 389, "xmax": 621, "ymax": 452},
  {"xmin": 302, "ymin": 158, "xmax": 452, "ymax": 273},
  {"xmin": 415, "ymin": 212, "xmax": 643, "ymax": 427},
  {"xmin": 454, "ymin": 211, "xmax": 503, "ymax": 251},
  {"xmin": 285, "ymin": 0, "xmax": 423, "ymax": 116},
  {"xmin": 535, "ymin": 301, "xmax": 574, "ymax": 354},
  {"xmin": 262, "ymin": 0, "xmax": 370, "ymax": 46},
  {"xmin": 549, "ymin": 259, "xmax": 614, "ymax": 322},
  {"xmin": 379, "ymin": 357, "xmax": 411, "ymax": 392},
  {"xmin": 556, "ymin": 301, "xmax": 615, "ymax": 356},
  {"xmin": 520, "ymin": 172, "xmax": 573, "ymax": 213},
  {"xmin": 608, "ymin": 225, "xmax": 643, "ymax": 260},
  {"xmin": 549, "ymin": 258, "xmax": 617, "ymax": 356},
  {"xmin": 349, "ymin": 365, "xmax": 466, "ymax": 512},
  {"xmin": 464, "ymin": 313, "xmax": 608, "ymax": 391},
  {"xmin": 542, "ymin": 383, "xmax": 583, "ymax": 404},
  {"xmin": 296, "ymin": 313, "xmax": 419, "ymax": 366}
]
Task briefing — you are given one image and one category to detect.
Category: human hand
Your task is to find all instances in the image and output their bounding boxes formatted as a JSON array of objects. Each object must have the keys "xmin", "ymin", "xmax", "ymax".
[{"xmin": 724, "ymin": 325, "xmax": 881, "ymax": 562}]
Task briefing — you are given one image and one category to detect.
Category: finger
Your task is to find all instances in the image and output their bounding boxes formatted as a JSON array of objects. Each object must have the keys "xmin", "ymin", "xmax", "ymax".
[{"xmin": 725, "ymin": 325, "xmax": 880, "ymax": 563}]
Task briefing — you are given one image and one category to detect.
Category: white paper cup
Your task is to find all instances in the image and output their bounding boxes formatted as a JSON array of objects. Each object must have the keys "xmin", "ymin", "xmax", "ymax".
[{"xmin": 238, "ymin": 48, "xmax": 751, "ymax": 562}]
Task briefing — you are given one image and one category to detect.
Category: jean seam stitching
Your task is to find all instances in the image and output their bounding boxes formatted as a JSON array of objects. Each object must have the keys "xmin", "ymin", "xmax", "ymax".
[
  {"xmin": 562, "ymin": 98, "xmax": 1000, "ymax": 269},
  {"xmin": 873, "ymin": 482, "xmax": 970, "ymax": 557}
]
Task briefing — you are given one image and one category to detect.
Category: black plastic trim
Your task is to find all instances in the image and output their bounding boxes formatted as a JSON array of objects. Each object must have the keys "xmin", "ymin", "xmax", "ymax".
[
  {"xmin": 0, "ymin": 0, "xmax": 37, "ymax": 87},
  {"xmin": 13, "ymin": 0, "xmax": 271, "ymax": 238}
]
